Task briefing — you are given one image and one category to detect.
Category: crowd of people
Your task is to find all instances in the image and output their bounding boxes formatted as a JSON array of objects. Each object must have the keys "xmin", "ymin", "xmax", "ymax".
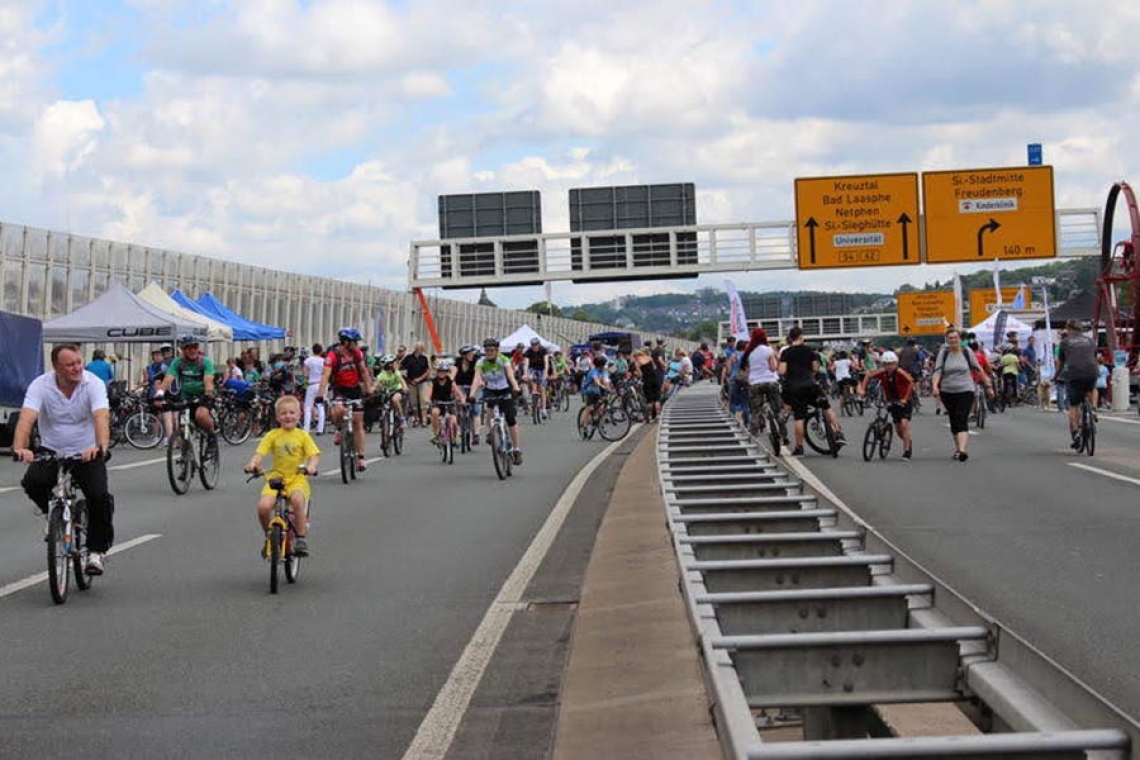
[{"xmin": 714, "ymin": 320, "xmax": 1109, "ymax": 460}]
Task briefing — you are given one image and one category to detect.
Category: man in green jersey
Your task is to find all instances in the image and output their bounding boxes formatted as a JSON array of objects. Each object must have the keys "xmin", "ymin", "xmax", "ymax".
[
  {"xmin": 156, "ymin": 334, "xmax": 217, "ymax": 438},
  {"xmin": 468, "ymin": 337, "xmax": 524, "ymax": 465}
]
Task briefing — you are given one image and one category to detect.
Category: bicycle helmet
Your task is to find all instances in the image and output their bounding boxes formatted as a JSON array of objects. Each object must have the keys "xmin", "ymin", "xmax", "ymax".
[
  {"xmin": 178, "ymin": 334, "xmax": 201, "ymax": 348},
  {"xmin": 880, "ymin": 351, "xmax": 899, "ymax": 364},
  {"xmin": 337, "ymin": 327, "xmax": 362, "ymax": 343},
  {"xmin": 593, "ymin": 355, "xmax": 608, "ymax": 368},
  {"xmin": 459, "ymin": 344, "xmax": 476, "ymax": 355},
  {"xmin": 379, "ymin": 354, "xmax": 396, "ymax": 365},
  {"xmin": 483, "ymin": 337, "xmax": 501, "ymax": 349},
  {"xmin": 360, "ymin": 345, "xmax": 369, "ymax": 352},
  {"xmin": 529, "ymin": 337, "xmax": 541, "ymax": 346},
  {"xmin": 436, "ymin": 360, "xmax": 453, "ymax": 372}
]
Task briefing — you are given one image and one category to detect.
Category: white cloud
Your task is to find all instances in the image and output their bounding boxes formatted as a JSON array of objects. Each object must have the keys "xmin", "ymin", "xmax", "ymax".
[
  {"xmin": 32, "ymin": 99, "xmax": 105, "ymax": 176},
  {"xmin": 3, "ymin": 0, "xmax": 1140, "ymax": 315}
]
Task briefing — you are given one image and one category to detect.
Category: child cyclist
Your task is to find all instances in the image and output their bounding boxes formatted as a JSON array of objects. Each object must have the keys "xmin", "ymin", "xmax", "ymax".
[
  {"xmin": 429, "ymin": 360, "xmax": 466, "ymax": 445},
  {"xmin": 580, "ymin": 355, "xmax": 613, "ymax": 426},
  {"xmin": 244, "ymin": 395, "xmax": 320, "ymax": 556},
  {"xmin": 373, "ymin": 354, "xmax": 408, "ymax": 427}
]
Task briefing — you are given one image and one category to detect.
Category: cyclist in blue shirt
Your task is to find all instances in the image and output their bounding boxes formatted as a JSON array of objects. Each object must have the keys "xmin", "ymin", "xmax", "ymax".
[{"xmin": 579, "ymin": 355, "xmax": 613, "ymax": 428}]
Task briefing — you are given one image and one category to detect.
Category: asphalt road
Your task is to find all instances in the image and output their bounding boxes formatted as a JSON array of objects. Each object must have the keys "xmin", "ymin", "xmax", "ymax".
[
  {"xmin": 0, "ymin": 409, "xmax": 618, "ymax": 759},
  {"xmin": 791, "ymin": 398, "xmax": 1140, "ymax": 719}
]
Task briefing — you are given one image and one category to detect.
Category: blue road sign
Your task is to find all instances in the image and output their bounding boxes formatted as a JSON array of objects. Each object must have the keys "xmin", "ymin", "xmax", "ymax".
[{"xmin": 1028, "ymin": 143, "xmax": 1043, "ymax": 166}]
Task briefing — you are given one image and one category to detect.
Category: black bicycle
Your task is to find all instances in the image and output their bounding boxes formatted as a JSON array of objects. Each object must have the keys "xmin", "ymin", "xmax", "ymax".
[
  {"xmin": 576, "ymin": 392, "xmax": 632, "ymax": 442},
  {"xmin": 803, "ymin": 394, "xmax": 841, "ymax": 458},
  {"xmin": 1073, "ymin": 395, "xmax": 1097, "ymax": 456},
  {"xmin": 162, "ymin": 397, "xmax": 220, "ymax": 495},
  {"xmin": 862, "ymin": 400, "xmax": 894, "ymax": 462}
]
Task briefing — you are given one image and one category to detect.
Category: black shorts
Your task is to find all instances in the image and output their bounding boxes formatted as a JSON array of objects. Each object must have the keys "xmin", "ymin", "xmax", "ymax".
[
  {"xmin": 782, "ymin": 383, "xmax": 828, "ymax": 421},
  {"xmin": 483, "ymin": 391, "xmax": 518, "ymax": 427},
  {"xmin": 887, "ymin": 401, "xmax": 913, "ymax": 424},
  {"xmin": 1067, "ymin": 375, "xmax": 1097, "ymax": 398},
  {"xmin": 332, "ymin": 385, "xmax": 363, "ymax": 402}
]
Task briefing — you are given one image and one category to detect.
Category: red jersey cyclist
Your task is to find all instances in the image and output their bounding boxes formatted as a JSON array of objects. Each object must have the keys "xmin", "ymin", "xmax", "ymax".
[
  {"xmin": 857, "ymin": 350, "xmax": 916, "ymax": 460},
  {"xmin": 315, "ymin": 328, "xmax": 373, "ymax": 472}
]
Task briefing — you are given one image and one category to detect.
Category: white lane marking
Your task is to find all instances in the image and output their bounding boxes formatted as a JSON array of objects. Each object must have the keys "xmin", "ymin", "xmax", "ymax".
[
  {"xmin": 0, "ymin": 486, "xmax": 19, "ymax": 495},
  {"xmin": 320, "ymin": 455, "xmax": 385, "ymax": 478},
  {"xmin": 1067, "ymin": 462, "xmax": 1140, "ymax": 488},
  {"xmin": 941, "ymin": 424, "xmax": 980, "ymax": 436},
  {"xmin": 1101, "ymin": 416, "xmax": 1140, "ymax": 426},
  {"xmin": 109, "ymin": 456, "xmax": 166, "ymax": 471},
  {"xmin": 401, "ymin": 436, "xmax": 629, "ymax": 760},
  {"xmin": 0, "ymin": 533, "xmax": 162, "ymax": 600}
]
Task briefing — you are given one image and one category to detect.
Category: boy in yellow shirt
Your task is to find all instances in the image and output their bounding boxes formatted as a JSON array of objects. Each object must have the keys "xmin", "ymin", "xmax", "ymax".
[{"xmin": 245, "ymin": 395, "xmax": 320, "ymax": 556}]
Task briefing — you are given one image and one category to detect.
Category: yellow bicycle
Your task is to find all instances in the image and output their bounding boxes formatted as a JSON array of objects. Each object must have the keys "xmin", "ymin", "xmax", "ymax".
[{"xmin": 246, "ymin": 466, "xmax": 313, "ymax": 594}]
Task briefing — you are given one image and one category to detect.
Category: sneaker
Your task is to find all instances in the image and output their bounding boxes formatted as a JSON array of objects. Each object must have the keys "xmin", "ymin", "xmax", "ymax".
[
  {"xmin": 834, "ymin": 432, "xmax": 847, "ymax": 447},
  {"xmin": 791, "ymin": 446, "xmax": 804, "ymax": 456},
  {"xmin": 541, "ymin": 409, "xmax": 549, "ymax": 420},
  {"xmin": 512, "ymin": 448, "xmax": 523, "ymax": 465},
  {"xmin": 85, "ymin": 552, "xmax": 105, "ymax": 576},
  {"xmin": 430, "ymin": 435, "xmax": 440, "ymax": 446},
  {"xmin": 333, "ymin": 432, "xmax": 342, "ymax": 446},
  {"xmin": 958, "ymin": 451, "xmax": 969, "ymax": 463},
  {"xmin": 902, "ymin": 447, "xmax": 912, "ymax": 460},
  {"xmin": 473, "ymin": 433, "xmax": 481, "ymax": 446},
  {"xmin": 293, "ymin": 536, "xmax": 309, "ymax": 557},
  {"xmin": 356, "ymin": 457, "xmax": 367, "ymax": 472},
  {"xmin": 952, "ymin": 451, "xmax": 961, "ymax": 461}
]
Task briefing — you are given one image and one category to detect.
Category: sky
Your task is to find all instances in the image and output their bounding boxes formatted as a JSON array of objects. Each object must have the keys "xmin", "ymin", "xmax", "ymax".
[{"xmin": 2, "ymin": 0, "xmax": 1139, "ymax": 311}]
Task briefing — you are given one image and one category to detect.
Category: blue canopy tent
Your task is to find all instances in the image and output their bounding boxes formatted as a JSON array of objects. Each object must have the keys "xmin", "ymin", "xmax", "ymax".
[{"xmin": 184, "ymin": 291, "xmax": 286, "ymax": 341}]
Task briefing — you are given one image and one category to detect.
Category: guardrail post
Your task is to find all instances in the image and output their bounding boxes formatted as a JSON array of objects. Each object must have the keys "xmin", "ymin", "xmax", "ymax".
[{"xmin": 802, "ymin": 706, "xmax": 876, "ymax": 741}]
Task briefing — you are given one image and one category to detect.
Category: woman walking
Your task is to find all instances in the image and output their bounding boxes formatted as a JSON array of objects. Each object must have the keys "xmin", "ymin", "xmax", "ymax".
[{"xmin": 931, "ymin": 328, "xmax": 993, "ymax": 462}]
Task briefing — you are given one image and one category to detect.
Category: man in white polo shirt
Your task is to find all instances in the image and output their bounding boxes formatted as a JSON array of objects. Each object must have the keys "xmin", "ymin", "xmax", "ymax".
[{"xmin": 13, "ymin": 344, "xmax": 115, "ymax": 576}]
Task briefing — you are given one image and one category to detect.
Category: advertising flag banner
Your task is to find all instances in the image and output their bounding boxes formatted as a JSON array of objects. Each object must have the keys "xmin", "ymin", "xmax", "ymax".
[
  {"xmin": 992, "ymin": 259, "xmax": 1003, "ymax": 305},
  {"xmin": 725, "ymin": 280, "xmax": 749, "ymax": 340}
]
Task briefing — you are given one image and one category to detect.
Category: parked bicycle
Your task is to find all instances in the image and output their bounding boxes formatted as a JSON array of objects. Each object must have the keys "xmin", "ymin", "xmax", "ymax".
[
  {"xmin": 162, "ymin": 397, "xmax": 220, "ymax": 495},
  {"xmin": 862, "ymin": 400, "xmax": 894, "ymax": 462},
  {"xmin": 109, "ymin": 389, "xmax": 163, "ymax": 450},
  {"xmin": 246, "ymin": 466, "xmax": 313, "ymax": 594}
]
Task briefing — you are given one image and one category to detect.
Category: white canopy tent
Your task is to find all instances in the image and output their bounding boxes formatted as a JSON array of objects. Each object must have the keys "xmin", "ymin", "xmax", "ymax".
[
  {"xmin": 499, "ymin": 324, "xmax": 561, "ymax": 353},
  {"xmin": 969, "ymin": 309, "xmax": 1034, "ymax": 349},
  {"xmin": 42, "ymin": 282, "xmax": 208, "ymax": 343},
  {"xmin": 137, "ymin": 282, "xmax": 233, "ymax": 341}
]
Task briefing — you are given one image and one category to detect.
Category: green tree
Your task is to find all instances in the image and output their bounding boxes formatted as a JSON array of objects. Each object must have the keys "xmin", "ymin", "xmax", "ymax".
[
  {"xmin": 570, "ymin": 309, "xmax": 597, "ymax": 323},
  {"xmin": 687, "ymin": 319, "xmax": 720, "ymax": 342},
  {"xmin": 526, "ymin": 301, "xmax": 563, "ymax": 317}
]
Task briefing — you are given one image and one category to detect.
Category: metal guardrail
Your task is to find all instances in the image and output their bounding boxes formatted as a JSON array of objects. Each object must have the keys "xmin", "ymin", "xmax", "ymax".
[
  {"xmin": 657, "ymin": 384, "xmax": 1136, "ymax": 759},
  {"xmin": 409, "ymin": 208, "xmax": 1101, "ymax": 289}
]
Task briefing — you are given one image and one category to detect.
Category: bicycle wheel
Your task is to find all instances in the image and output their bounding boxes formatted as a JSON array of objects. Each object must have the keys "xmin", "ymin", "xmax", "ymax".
[
  {"xmin": 72, "ymin": 500, "xmax": 92, "ymax": 591},
  {"xmin": 560, "ymin": 386, "xmax": 572, "ymax": 412},
  {"xmin": 198, "ymin": 433, "xmax": 220, "ymax": 490},
  {"xmin": 492, "ymin": 425, "xmax": 508, "ymax": 480},
  {"xmin": 46, "ymin": 505, "xmax": 70, "ymax": 605},
  {"xmin": 221, "ymin": 408, "xmax": 253, "ymax": 445},
  {"xmin": 862, "ymin": 424, "xmax": 878, "ymax": 462},
  {"xmin": 125, "ymin": 411, "xmax": 163, "ymax": 449},
  {"xmin": 766, "ymin": 409, "xmax": 782, "ymax": 455},
  {"xmin": 599, "ymin": 403, "xmax": 631, "ymax": 441},
  {"xmin": 339, "ymin": 429, "xmax": 351, "ymax": 484},
  {"xmin": 380, "ymin": 412, "xmax": 392, "ymax": 457},
  {"xmin": 577, "ymin": 406, "xmax": 594, "ymax": 440},
  {"xmin": 167, "ymin": 433, "xmax": 193, "ymax": 495},
  {"xmin": 532, "ymin": 396, "xmax": 541, "ymax": 425},
  {"xmin": 1083, "ymin": 405, "xmax": 1096, "ymax": 456},
  {"xmin": 269, "ymin": 523, "xmax": 283, "ymax": 594},
  {"xmin": 393, "ymin": 422, "xmax": 404, "ymax": 456},
  {"xmin": 878, "ymin": 424, "xmax": 893, "ymax": 459},
  {"xmin": 841, "ymin": 394, "xmax": 854, "ymax": 417},
  {"xmin": 625, "ymin": 394, "xmax": 647, "ymax": 423},
  {"xmin": 804, "ymin": 412, "xmax": 830, "ymax": 455},
  {"xmin": 285, "ymin": 515, "xmax": 303, "ymax": 584}
]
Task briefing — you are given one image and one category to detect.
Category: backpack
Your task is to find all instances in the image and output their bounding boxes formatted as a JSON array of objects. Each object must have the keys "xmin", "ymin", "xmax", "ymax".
[
  {"xmin": 733, "ymin": 355, "xmax": 750, "ymax": 384},
  {"xmin": 937, "ymin": 347, "xmax": 980, "ymax": 375}
]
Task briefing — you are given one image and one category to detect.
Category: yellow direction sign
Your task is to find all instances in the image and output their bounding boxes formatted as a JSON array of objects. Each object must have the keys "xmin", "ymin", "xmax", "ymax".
[
  {"xmin": 922, "ymin": 166, "xmax": 1056, "ymax": 264},
  {"xmin": 795, "ymin": 173, "xmax": 920, "ymax": 269},
  {"xmin": 897, "ymin": 291, "xmax": 956, "ymax": 336},
  {"xmin": 968, "ymin": 287, "xmax": 1023, "ymax": 321}
]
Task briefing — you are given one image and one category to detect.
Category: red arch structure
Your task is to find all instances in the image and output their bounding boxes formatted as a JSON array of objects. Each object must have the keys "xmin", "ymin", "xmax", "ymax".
[{"xmin": 1092, "ymin": 182, "xmax": 1140, "ymax": 372}]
